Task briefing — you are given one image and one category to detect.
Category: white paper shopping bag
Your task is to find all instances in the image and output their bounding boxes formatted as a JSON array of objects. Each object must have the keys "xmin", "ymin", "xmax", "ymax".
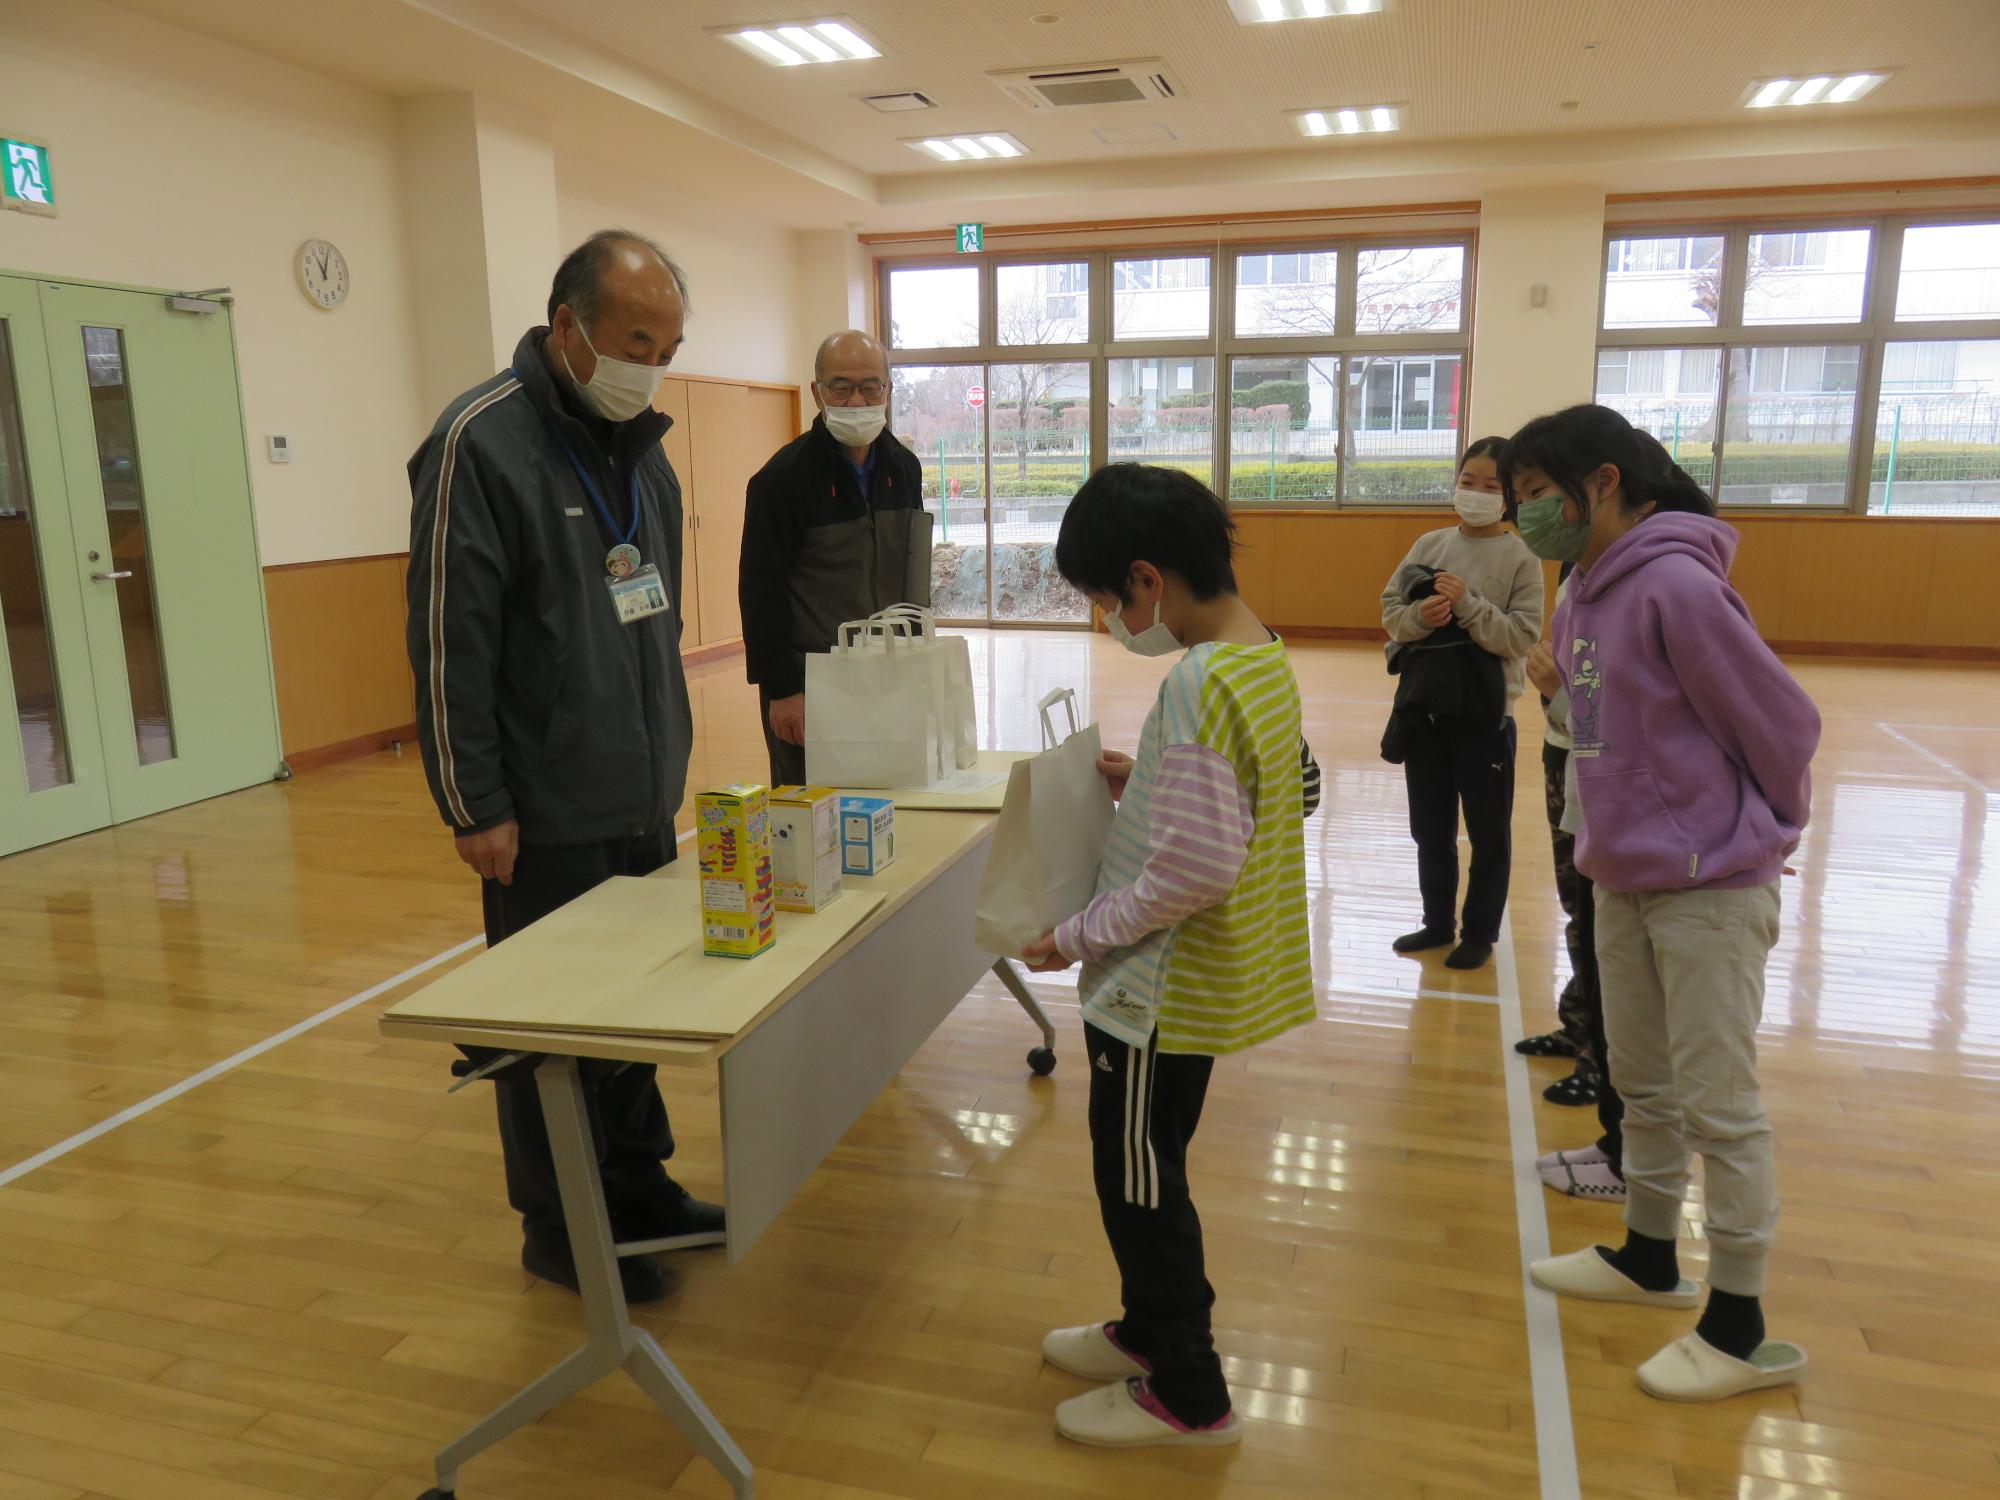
[
  {"xmin": 805, "ymin": 616, "xmax": 941, "ymax": 789},
  {"xmin": 973, "ymin": 688, "xmax": 1115, "ymax": 955},
  {"xmin": 876, "ymin": 604, "xmax": 978, "ymax": 770}
]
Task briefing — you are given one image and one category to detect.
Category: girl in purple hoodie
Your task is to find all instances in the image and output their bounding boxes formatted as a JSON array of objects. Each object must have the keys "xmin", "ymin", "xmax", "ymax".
[{"xmin": 1500, "ymin": 404, "xmax": 1820, "ymax": 1404}]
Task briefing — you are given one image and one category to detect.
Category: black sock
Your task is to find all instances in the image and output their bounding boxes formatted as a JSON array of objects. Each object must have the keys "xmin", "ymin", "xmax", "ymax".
[
  {"xmin": 1695, "ymin": 1289, "xmax": 1765, "ymax": 1360},
  {"xmin": 1595, "ymin": 1229, "xmax": 1679, "ymax": 1292}
]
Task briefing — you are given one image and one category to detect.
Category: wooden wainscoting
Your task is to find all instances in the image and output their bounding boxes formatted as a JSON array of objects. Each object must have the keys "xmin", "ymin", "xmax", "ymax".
[
  {"xmin": 1234, "ymin": 509, "xmax": 2000, "ymax": 657},
  {"xmin": 262, "ymin": 554, "xmax": 416, "ymax": 768}
]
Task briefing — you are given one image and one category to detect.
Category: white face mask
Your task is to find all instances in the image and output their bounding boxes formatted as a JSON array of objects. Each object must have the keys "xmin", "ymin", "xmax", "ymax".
[
  {"xmin": 822, "ymin": 403, "xmax": 887, "ymax": 448},
  {"xmin": 1103, "ymin": 599, "xmax": 1182, "ymax": 657},
  {"xmin": 562, "ymin": 320, "xmax": 666, "ymax": 423},
  {"xmin": 1453, "ymin": 488, "xmax": 1507, "ymax": 527}
]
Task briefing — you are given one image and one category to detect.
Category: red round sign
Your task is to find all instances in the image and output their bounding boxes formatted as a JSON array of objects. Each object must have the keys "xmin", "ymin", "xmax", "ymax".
[{"xmin": 965, "ymin": 384, "xmax": 986, "ymax": 410}]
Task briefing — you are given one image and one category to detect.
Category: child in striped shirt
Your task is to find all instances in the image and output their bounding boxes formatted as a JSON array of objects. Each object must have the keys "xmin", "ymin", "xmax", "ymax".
[{"xmin": 1021, "ymin": 464, "xmax": 1317, "ymax": 1449}]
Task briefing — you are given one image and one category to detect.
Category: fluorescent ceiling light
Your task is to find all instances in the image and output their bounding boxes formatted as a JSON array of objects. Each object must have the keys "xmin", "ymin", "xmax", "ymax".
[
  {"xmin": 814, "ymin": 21, "xmax": 880, "ymax": 59},
  {"xmin": 906, "ymin": 132, "xmax": 1031, "ymax": 162},
  {"xmin": 1298, "ymin": 105, "xmax": 1397, "ymax": 137},
  {"xmin": 775, "ymin": 25, "xmax": 840, "ymax": 62},
  {"xmin": 1230, "ymin": 0, "xmax": 1383, "ymax": 23},
  {"xmin": 717, "ymin": 16, "xmax": 884, "ymax": 66},
  {"xmin": 1744, "ymin": 71, "xmax": 1888, "ymax": 108}
]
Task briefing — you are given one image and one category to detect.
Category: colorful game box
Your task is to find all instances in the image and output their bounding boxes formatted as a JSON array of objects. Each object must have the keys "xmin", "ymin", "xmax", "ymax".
[
  {"xmin": 838, "ymin": 794, "xmax": 896, "ymax": 877},
  {"xmin": 696, "ymin": 784, "xmax": 777, "ymax": 959},
  {"xmin": 768, "ymin": 786, "xmax": 843, "ymax": 914}
]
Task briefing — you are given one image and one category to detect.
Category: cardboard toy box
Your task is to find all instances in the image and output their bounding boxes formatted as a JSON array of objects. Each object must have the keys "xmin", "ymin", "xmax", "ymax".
[
  {"xmin": 768, "ymin": 786, "xmax": 843, "ymax": 914},
  {"xmin": 838, "ymin": 795, "xmax": 896, "ymax": 877},
  {"xmin": 696, "ymin": 784, "xmax": 777, "ymax": 959}
]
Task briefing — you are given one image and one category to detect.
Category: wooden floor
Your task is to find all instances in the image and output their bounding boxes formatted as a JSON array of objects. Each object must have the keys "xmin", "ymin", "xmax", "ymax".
[{"xmin": 1, "ymin": 632, "xmax": 1997, "ymax": 1500}]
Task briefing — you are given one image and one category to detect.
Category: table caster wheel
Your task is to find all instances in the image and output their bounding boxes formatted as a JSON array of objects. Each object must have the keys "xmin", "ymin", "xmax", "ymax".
[{"xmin": 1027, "ymin": 1046, "xmax": 1056, "ymax": 1076}]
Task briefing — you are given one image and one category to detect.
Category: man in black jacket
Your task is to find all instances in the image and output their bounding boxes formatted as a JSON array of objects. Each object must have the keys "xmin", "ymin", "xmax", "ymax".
[
  {"xmin": 739, "ymin": 330, "xmax": 931, "ymax": 786},
  {"xmin": 406, "ymin": 230, "xmax": 722, "ymax": 1304}
]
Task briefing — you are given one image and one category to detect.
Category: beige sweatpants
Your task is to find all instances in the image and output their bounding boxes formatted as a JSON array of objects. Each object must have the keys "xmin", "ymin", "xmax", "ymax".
[{"xmin": 1596, "ymin": 882, "xmax": 1782, "ymax": 1297}]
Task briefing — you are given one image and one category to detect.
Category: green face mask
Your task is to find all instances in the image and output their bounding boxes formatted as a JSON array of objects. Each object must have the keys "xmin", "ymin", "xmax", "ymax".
[{"xmin": 1517, "ymin": 493, "xmax": 1591, "ymax": 563}]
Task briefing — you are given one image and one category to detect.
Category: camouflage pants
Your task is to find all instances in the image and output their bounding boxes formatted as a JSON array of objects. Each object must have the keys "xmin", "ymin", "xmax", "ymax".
[{"xmin": 1543, "ymin": 740, "xmax": 1596, "ymax": 1062}]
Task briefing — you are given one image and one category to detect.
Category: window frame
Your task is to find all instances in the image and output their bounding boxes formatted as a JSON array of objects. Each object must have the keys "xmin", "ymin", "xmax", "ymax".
[
  {"xmin": 878, "ymin": 230, "xmax": 1476, "ymax": 513},
  {"xmin": 1596, "ymin": 212, "xmax": 2000, "ymax": 513}
]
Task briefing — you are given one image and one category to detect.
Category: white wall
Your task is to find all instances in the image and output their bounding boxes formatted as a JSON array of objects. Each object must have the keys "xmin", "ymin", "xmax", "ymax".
[
  {"xmin": 554, "ymin": 152, "xmax": 801, "ymax": 387},
  {"xmin": 0, "ymin": 0, "xmax": 427, "ymax": 567},
  {"xmin": 1467, "ymin": 187, "xmax": 1609, "ymax": 441}
]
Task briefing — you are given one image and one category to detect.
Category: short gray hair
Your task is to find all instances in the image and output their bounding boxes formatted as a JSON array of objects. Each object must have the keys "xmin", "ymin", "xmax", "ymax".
[{"xmin": 547, "ymin": 230, "xmax": 690, "ymax": 325}]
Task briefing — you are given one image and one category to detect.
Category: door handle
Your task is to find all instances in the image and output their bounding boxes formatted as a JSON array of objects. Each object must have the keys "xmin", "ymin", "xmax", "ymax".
[{"xmin": 92, "ymin": 570, "xmax": 134, "ymax": 582}]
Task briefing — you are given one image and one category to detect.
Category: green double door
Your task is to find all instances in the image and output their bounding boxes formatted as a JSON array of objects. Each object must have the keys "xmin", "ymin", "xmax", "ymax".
[{"xmin": 0, "ymin": 275, "xmax": 282, "ymax": 856}]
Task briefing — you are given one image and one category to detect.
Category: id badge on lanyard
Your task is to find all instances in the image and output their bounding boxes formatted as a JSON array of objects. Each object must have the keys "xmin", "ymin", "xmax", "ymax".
[{"xmin": 558, "ymin": 438, "xmax": 671, "ymax": 626}]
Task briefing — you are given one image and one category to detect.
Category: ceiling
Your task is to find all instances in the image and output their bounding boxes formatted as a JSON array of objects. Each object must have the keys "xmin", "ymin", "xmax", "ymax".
[
  {"xmin": 107, "ymin": 0, "xmax": 2000, "ymax": 229},
  {"xmin": 512, "ymin": 0, "xmax": 2000, "ymax": 174}
]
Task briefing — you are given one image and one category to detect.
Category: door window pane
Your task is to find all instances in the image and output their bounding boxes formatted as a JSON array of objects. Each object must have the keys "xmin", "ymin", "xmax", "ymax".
[
  {"xmin": 997, "ymin": 261, "xmax": 1089, "ymax": 346},
  {"xmin": 83, "ymin": 326, "xmax": 175, "ymax": 764},
  {"xmin": 1342, "ymin": 352, "xmax": 1462, "ymax": 503},
  {"xmin": 1596, "ymin": 347, "xmax": 1722, "ymax": 492},
  {"xmin": 1109, "ymin": 357, "xmax": 1215, "ymax": 481},
  {"xmin": 1744, "ymin": 228, "xmax": 1870, "ymax": 325},
  {"xmin": 989, "ymin": 361, "xmax": 1091, "ymax": 621},
  {"xmin": 1227, "ymin": 355, "xmax": 1337, "ymax": 504},
  {"xmin": 1602, "ymin": 233, "xmax": 1726, "ymax": 329},
  {"xmin": 1895, "ymin": 223, "xmax": 2000, "ymax": 322},
  {"xmin": 1234, "ymin": 249, "xmax": 1339, "ymax": 337},
  {"xmin": 0, "ymin": 320, "xmax": 72, "ymax": 790},
  {"xmin": 1869, "ymin": 340, "xmax": 2000, "ymax": 516},
  {"xmin": 887, "ymin": 266, "xmax": 980, "ymax": 349},
  {"xmin": 1354, "ymin": 246, "xmax": 1465, "ymax": 334},
  {"xmin": 1112, "ymin": 256, "xmax": 1211, "ymax": 340},
  {"xmin": 1719, "ymin": 345, "xmax": 1861, "ymax": 506}
]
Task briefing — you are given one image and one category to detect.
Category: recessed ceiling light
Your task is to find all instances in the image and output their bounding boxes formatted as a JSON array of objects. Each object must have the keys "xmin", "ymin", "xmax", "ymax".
[
  {"xmin": 1743, "ymin": 71, "xmax": 1889, "ymax": 108},
  {"xmin": 1230, "ymin": 0, "xmax": 1382, "ymax": 21},
  {"xmin": 715, "ymin": 16, "xmax": 884, "ymax": 66},
  {"xmin": 905, "ymin": 132, "xmax": 1030, "ymax": 162},
  {"xmin": 1293, "ymin": 104, "xmax": 1399, "ymax": 136}
]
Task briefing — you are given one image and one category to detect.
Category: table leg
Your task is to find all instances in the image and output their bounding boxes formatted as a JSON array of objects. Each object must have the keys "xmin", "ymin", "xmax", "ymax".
[
  {"xmin": 423, "ymin": 1056, "xmax": 753, "ymax": 1497},
  {"xmin": 990, "ymin": 958, "xmax": 1058, "ymax": 1075}
]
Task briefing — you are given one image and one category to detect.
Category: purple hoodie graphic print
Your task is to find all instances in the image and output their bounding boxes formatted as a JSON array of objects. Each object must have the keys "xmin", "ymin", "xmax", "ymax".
[{"xmin": 1552, "ymin": 512, "xmax": 1820, "ymax": 894}]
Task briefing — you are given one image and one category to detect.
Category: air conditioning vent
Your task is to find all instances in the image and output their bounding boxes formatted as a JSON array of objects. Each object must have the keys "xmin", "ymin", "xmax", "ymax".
[{"xmin": 988, "ymin": 59, "xmax": 1182, "ymax": 112}]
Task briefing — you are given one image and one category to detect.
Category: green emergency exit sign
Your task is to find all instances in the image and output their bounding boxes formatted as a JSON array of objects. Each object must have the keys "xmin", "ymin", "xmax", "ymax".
[
  {"xmin": 956, "ymin": 222, "xmax": 983, "ymax": 253},
  {"xmin": 2, "ymin": 139, "xmax": 55, "ymax": 216}
]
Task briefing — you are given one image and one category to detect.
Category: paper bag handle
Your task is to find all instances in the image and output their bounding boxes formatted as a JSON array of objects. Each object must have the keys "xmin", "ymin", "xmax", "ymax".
[
  {"xmin": 1037, "ymin": 687, "xmax": 1081, "ymax": 748},
  {"xmin": 873, "ymin": 603, "xmax": 936, "ymax": 639},
  {"xmin": 837, "ymin": 616, "xmax": 915, "ymax": 651}
]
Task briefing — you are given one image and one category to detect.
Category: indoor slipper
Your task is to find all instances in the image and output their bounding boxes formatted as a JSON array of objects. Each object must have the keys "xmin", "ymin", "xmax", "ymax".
[
  {"xmin": 1529, "ymin": 1246, "xmax": 1699, "ymax": 1308},
  {"xmin": 1636, "ymin": 1333, "xmax": 1807, "ymax": 1402},
  {"xmin": 1055, "ymin": 1378, "xmax": 1241, "ymax": 1448}
]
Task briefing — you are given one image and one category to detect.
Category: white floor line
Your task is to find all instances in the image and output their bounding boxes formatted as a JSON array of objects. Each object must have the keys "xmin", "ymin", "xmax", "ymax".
[
  {"xmin": 1876, "ymin": 722, "xmax": 1994, "ymax": 795},
  {"xmin": 1495, "ymin": 916, "xmax": 1583, "ymax": 1500},
  {"xmin": 1324, "ymin": 982, "xmax": 1503, "ymax": 1007},
  {"xmin": 0, "ymin": 934, "xmax": 484, "ymax": 1190}
]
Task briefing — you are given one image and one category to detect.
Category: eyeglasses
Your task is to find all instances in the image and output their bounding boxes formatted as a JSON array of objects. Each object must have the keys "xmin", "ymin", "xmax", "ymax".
[{"xmin": 820, "ymin": 378, "xmax": 887, "ymax": 402}]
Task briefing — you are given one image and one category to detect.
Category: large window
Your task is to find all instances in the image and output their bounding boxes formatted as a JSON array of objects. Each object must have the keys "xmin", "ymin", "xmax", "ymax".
[
  {"xmin": 1595, "ymin": 217, "xmax": 2000, "ymax": 515},
  {"xmin": 879, "ymin": 234, "xmax": 1474, "ymax": 619}
]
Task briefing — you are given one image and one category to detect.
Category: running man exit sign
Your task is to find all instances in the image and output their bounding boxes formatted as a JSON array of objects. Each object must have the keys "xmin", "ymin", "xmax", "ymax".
[
  {"xmin": 2, "ymin": 138, "xmax": 55, "ymax": 216},
  {"xmin": 956, "ymin": 222, "xmax": 983, "ymax": 253}
]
